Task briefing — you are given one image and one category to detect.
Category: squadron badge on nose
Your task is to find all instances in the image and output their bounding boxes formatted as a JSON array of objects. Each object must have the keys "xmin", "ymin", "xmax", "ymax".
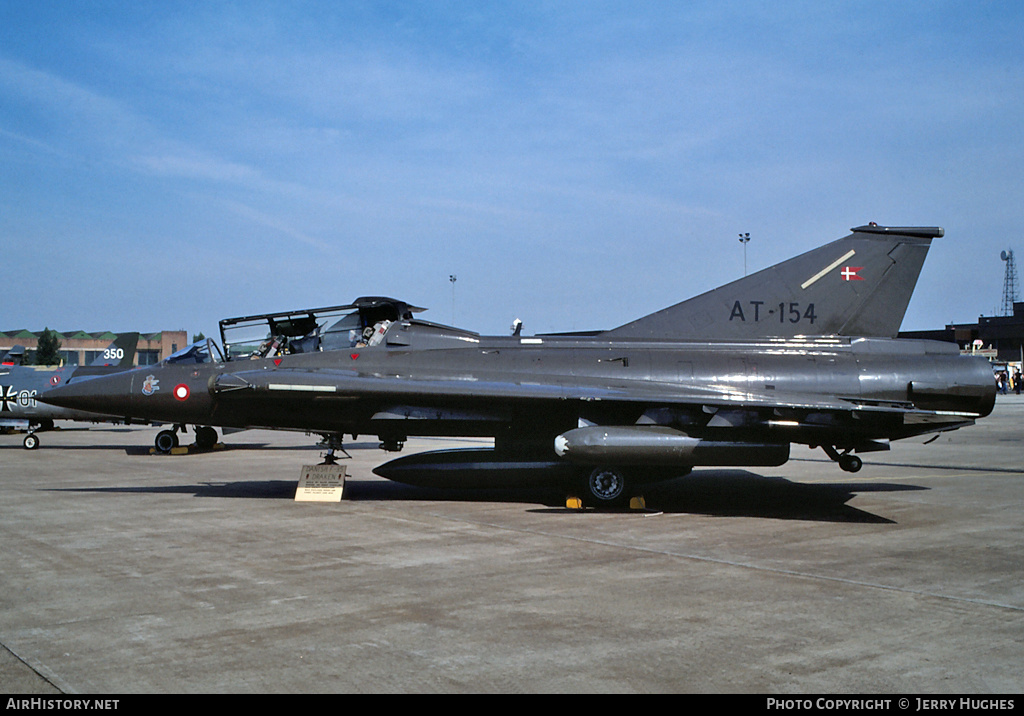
[{"xmin": 141, "ymin": 375, "xmax": 160, "ymax": 396}]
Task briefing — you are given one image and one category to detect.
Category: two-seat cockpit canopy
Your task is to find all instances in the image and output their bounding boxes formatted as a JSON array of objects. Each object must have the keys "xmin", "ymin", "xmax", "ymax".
[{"xmin": 169, "ymin": 297, "xmax": 478, "ymax": 365}]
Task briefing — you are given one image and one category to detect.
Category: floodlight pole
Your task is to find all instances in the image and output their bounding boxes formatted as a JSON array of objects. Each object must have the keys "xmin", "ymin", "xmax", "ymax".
[
  {"xmin": 738, "ymin": 233, "xmax": 750, "ymax": 276},
  {"xmin": 449, "ymin": 274, "xmax": 457, "ymax": 325}
]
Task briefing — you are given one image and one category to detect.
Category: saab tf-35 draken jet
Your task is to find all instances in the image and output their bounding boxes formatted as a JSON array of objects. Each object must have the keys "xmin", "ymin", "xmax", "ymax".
[{"xmin": 41, "ymin": 225, "xmax": 996, "ymax": 505}]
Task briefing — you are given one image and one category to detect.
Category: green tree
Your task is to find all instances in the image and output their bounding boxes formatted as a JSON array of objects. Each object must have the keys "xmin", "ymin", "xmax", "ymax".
[
  {"xmin": 192, "ymin": 332, "xmax": 206, "ymax": 343},
  {"xmin": 35, "ymin": 328, "xmax": 63, "ymax": 366}
]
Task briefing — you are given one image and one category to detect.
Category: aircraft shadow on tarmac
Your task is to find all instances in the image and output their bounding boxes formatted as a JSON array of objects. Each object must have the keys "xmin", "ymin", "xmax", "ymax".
[
  {"xmin": 633, "ymin": 471, "xmax": 915, "ymax": 523},
  {"xmin": 348, "ymin": 472, "xmax": 914, "ymax": 523},
  {"xmin": 46, "ymin": 469, "xmax": 922, "ymax": 524}
]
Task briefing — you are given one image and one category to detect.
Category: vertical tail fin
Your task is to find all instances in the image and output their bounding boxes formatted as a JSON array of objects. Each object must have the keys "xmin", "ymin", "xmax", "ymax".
[
  {"xmin": 603, "ymin": 225, "xmax": 942, "ymax": 340},
  {"xmin": 2, "ymin": 345, "xmax": 26, "ymax": 366},
  {"xmin": 88, "ymin": 332, "xmax": 139, "ymax": 367}
]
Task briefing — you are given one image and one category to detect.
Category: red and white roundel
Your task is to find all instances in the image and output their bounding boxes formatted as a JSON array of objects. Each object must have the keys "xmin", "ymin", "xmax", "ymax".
[{"xmin": 173, "ymin": 384, "xmax": 190, "ymax": 401}]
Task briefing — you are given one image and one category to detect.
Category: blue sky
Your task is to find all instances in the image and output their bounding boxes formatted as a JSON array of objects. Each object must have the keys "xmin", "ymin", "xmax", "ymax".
[{"xmin": 2, "ymin": 1, "xmax": 1023, "ymax": 339}]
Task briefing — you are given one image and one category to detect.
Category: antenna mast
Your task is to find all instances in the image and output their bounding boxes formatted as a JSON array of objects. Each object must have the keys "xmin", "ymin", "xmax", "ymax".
[{"xmin": 1000, "ymin": 250, "xmax": 1019, "ymax": 316}]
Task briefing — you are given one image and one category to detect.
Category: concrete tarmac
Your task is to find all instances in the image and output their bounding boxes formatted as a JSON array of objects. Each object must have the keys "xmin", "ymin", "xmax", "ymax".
[{"xmin": 1, "ymin": 398, "xmax": 1022, "ymax": 694}]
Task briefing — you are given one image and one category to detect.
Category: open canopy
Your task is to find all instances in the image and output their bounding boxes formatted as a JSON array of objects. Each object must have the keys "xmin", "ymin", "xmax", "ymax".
[{"xmin": 217, "ymin": 297, "xmax": 428, "ymax": 360}]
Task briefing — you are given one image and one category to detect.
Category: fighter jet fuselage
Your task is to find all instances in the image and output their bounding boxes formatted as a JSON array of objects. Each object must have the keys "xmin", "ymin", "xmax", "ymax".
[
  {"xmin": 44, "ymin": 332, "xmax": 994, "ymax": 456},
  {"xmin": 40, "ymin": 225, "xmax": 997, "ymax": 503}
]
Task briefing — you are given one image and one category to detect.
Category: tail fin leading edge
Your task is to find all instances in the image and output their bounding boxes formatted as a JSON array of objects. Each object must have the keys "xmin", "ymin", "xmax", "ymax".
[{"xmin": 603, "ymin": 225, "xmax": 942, "ymax": 340}]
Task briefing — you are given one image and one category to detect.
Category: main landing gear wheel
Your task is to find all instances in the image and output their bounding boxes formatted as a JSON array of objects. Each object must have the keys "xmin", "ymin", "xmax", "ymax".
[
  {"xmin": 23, "ymin": 434, "xmax": 39, "ymax": 450},
  {"xmin": 584, "ymin": 466, "xmax": 628, "ymax": 506},
  {"xmin": 155, "ymin": 429, "xmax": 179, "ymax": 454}
]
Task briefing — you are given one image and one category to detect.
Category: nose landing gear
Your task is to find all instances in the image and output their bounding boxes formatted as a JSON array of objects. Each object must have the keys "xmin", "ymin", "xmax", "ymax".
[{"xmin": 316, "ymin": 433, "xmax": 351, "ymax": 465}]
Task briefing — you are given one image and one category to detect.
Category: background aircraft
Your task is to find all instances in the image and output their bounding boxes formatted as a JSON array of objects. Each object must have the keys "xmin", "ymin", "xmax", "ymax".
[
  {"xmin": 41, "ymin": 225, "xmax": 996, "ymax": 504},
  {"xmin": 1, "ymin": 333, "xmax": 139, "ymax": 449}
]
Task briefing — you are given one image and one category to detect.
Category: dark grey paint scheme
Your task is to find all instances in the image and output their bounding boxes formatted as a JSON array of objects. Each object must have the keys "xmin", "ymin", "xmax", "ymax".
[{"xmin": 41, "ymin": 226, "xmax": 996, "ymax": 504}]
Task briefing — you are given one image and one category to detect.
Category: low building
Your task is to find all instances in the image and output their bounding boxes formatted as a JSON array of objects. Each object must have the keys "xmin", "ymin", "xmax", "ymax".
[
  {"xmin": 0, "ymin": 329, "xmax": 189, "ymax": 366},
  {"xmin": 900, "ymin": 302, "xmax": 1024, "ymax": 364}
]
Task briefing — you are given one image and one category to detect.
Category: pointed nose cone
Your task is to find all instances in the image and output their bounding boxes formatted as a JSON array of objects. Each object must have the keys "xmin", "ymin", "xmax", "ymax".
[{"xmin": 41, "ymin": 371, "xmax": 135, "ymax": 416}]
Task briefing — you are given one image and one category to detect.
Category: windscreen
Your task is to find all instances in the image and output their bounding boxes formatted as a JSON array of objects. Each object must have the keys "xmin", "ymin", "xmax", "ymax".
[{"xmin": 164, "ymin": 338, "xmax": 224, "ymax": 365}]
